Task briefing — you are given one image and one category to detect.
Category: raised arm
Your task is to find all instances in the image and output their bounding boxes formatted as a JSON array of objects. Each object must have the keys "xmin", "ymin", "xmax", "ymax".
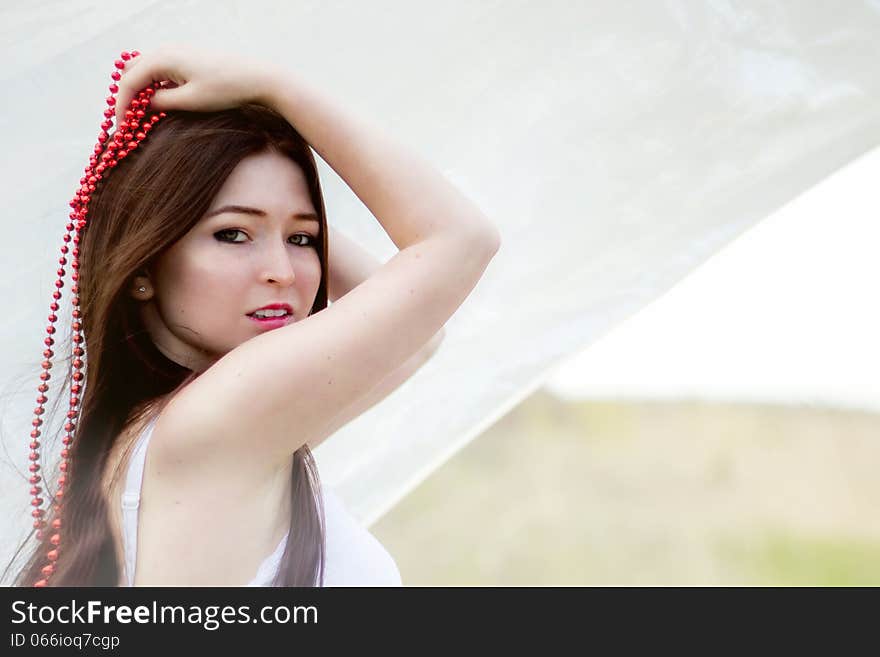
[
  {"xmin": 258, "ymin": 68, "xmax": 500, "ymax": 249},
  {"xmin": 131, "ymin": 49, "xmax": 500, "ymax": 475},
  {"xmin": 309, "ymin": 225, "xmax": 445, "ymax": 449}
]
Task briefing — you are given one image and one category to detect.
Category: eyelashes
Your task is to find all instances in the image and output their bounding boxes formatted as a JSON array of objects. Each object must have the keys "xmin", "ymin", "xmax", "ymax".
[{"xmin": 213, "ymin": 229, "xmax": 317, "ymax": 248}]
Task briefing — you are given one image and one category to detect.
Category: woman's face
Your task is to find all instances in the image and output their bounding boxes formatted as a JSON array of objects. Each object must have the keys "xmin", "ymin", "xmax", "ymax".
[{"xmin": 138, "ymin": 149, "xmax": 323, "ymax": 372}]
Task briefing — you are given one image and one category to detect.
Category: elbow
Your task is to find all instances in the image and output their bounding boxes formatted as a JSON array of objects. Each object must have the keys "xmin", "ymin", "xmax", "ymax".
[
  {"xmin": 486, "ymin": 228, "xmax": 502, "ymax": 254},
  {"xmin": 474, "ymin": 222, "xmax": 502, "ymax": 256},
  {"xmin": 481, "ymin": 218, "xmax": 502, "ymax": 252}
]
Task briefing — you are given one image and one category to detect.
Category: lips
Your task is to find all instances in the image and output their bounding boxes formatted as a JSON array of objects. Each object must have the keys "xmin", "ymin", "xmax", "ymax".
[
  {"xmin": 247, "ymin": 302, "xmax": 294, "ymax": 317},
  {"xmin": 247, "ymin": 313, "xmax": 293, "ymax": 328}
]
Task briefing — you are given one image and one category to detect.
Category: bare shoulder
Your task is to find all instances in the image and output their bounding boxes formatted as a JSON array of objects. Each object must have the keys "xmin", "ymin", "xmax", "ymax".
[{"xmin": 150, "ymin": 231, "xmax": 500, "ymax": 477}]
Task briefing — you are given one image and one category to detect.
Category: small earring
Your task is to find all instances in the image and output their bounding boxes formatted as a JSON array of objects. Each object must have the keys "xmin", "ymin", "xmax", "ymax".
[{"xmin": 138, "ymin": 286, "xmax": 146, "ymax": 293}]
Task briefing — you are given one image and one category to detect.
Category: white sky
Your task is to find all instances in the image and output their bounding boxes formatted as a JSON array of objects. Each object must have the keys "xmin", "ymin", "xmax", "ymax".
[{"xmin": 543, "ymin": 145, "xmax": 880, "ymax": 413}]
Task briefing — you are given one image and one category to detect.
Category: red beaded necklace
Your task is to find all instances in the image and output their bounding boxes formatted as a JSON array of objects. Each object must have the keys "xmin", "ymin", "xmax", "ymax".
[{"xmin": 29, "ymin": 50, "xmax": 166, "ymax": 586}]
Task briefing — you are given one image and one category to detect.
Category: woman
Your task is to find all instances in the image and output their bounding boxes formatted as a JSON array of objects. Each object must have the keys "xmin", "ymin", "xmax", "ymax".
[{"xmin": 8, "ymin": 44, "xmax": 501, "ymax": 586}]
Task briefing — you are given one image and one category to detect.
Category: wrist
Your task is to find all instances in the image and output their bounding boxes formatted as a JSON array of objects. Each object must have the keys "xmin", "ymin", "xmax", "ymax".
[{"xmin": 250, "ymin": 64, "xmax": 298, "ymax": 110}]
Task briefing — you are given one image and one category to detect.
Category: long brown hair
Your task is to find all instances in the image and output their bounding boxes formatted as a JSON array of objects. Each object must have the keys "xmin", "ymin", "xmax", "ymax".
[{"xmin": 5, "ymin": 104, "xmax": 328, "ymax": 586}]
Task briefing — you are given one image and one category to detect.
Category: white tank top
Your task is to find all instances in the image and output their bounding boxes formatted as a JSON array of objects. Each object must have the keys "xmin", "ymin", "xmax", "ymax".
[{"xmin": 120, "ymin": 414, "xmax": 402, "ymax": 586}]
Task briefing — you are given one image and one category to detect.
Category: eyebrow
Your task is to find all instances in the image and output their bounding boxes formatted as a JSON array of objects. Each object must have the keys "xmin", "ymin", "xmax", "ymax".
[{"xmin": 204, "ymin": 204, "xmax": 320, "ymax": 226}]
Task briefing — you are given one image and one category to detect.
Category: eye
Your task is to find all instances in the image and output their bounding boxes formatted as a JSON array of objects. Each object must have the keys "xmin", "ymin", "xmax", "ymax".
[
  {"xmin": 214, "ymin": 228, "xmax": 247, "ymax": 243},
  {"xmin": 214, "ymin": 229, "xmax": 317, "ymax": 247},
  {"xmin": 290, "ymin": 233, "xmax": 317, "ymax": 247}
]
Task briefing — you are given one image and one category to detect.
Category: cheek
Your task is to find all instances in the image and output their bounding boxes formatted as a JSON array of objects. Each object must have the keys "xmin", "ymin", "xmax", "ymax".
[
  {"xmin": 295, "ymin": 250, "xmax": 323, "ymax": 286},
  {"xmin": 155, "ymin": 247, "xmax": 239, "ymax": 311}
]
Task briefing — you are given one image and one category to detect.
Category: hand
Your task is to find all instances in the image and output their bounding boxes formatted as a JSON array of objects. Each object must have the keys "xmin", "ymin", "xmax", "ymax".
[{"xmin": 113, "ymin": 43, "xmax": 278, "ymax": 128}]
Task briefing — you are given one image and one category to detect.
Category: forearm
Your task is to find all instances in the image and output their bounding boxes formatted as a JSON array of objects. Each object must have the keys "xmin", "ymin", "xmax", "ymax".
[{"xmin": 257, "ymin": 69, "xmax": 500, "ymax": 251}]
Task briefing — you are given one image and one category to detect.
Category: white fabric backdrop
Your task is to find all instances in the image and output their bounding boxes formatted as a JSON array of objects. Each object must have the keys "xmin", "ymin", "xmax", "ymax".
[{"xmin": 2, "ymin": 1, "xmax": 879, "ymax": 568}]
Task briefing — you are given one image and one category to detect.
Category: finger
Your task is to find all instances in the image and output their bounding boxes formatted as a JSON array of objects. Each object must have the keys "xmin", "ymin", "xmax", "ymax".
[
  {"xmin": 113, "ymin": 54, "xmax": 146, "ymax": 131},
  {"xmin": 114, "ymin": 50, "xmax": 175, "ymax": 129}
]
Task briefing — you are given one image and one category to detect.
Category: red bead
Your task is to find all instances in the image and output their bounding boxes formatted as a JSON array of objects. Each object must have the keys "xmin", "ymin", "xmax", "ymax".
[
  {"xmin": 32, "ymin": 510, "xmax": 44, "ymax": 518},
  {"xmin": 50, "ymin": 533, "xmax": 61, "ymax": 546},
  {"xmin": 34, "ymin": 579, "xmax": 47, "ymax": 587},
  {"xmin": 114, "ymin": 59, "xmax": 126, "ymax": 70},
  {"xmin": 131, "ymin": 50, "xmax": 140, "ymax": 57},
  {"xmin": 30, "ymin": 464, "xmax": 41, "ymax": 472},
  {"xmin": 30, "ymin": 486, "xmax": 42, "ymax": 495},
  {"xmin": 41, "ymin": 564, "xmax": 55, "ymax": 577},
  {"xmin": 30, "ymin": 498, "xmax": 43, "ymax": 506},
  {"xmin": 55, "ymin": 490, "xmax": 64, "ymax": 501},
  {"xmin": 28, "ymin": 452, "xmax": 39, "ymax": 462},
  {"xmin": 57, "ymin": 476, "xmax": 66, "ymax": 487},
  {"xmin": 59, "ymin": 463, "xmax": 68, "ymax": 472},
  {"xmin": 29, "ymin": 441, "xmax": 40, "ymax": 450},
  {"xmin": 121, "ymin": 51, "xmax": 131, "ymax": 60},
  {"xmin": 47, "ymin": 549, "xmax": 59, "ymax": 561},
  {"xmin": 111, "ymin": 71, "xmax": 121, "ymax": 81},
  {"xmin": 29, "ymin": 475, "xmax": 41, "ymax": 484}
]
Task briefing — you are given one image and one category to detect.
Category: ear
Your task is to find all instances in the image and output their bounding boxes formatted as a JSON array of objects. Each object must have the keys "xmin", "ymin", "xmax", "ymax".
[{"xmin": 129, "ymin": 272, "xmax": 154, "ymax": 301}]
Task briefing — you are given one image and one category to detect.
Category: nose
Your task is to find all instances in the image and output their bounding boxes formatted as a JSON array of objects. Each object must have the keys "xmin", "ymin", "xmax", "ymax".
[{"xmin": 261, "ymin": 240, "xmax": 296, "ymax": 286}]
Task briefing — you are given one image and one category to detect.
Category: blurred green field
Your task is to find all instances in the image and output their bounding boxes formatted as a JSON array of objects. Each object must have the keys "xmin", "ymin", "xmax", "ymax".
[{"xmin": 370, "ymin": 390, "xmax": 880, "ymax": 586}]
